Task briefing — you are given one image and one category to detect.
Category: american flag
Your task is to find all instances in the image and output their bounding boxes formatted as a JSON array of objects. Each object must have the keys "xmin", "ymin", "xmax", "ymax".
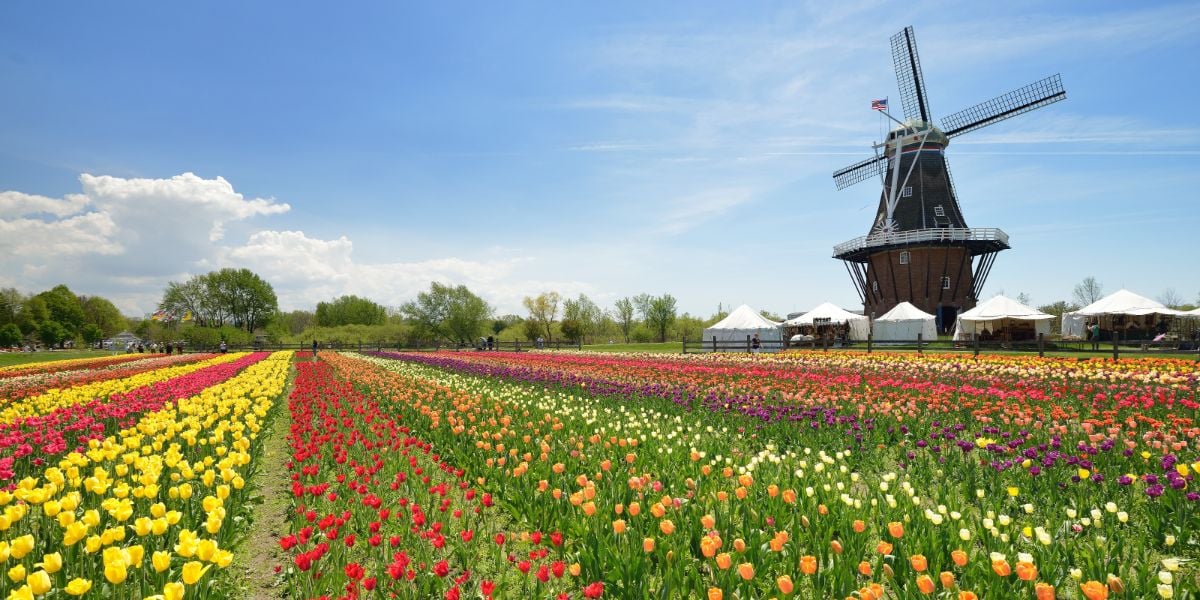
[{"xmin": 871, "ymin": 98, "xmax": 888, "ymax": 111}]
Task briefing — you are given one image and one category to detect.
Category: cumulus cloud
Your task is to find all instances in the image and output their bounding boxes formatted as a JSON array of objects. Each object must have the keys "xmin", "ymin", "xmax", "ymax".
[{"xmin": 1, "ymin": 172, "xmax": 591, "ymax": 315}]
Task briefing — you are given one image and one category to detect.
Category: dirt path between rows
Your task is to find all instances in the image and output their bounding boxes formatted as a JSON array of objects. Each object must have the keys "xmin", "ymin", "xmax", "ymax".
[{"xmin": 235, "ymin": 364, "xmax": 296, "ymax": 600}]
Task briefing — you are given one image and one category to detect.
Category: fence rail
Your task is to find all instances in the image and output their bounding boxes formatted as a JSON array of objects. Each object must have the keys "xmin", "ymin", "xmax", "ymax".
[{"xmin": 682, "ymin": 332, "xmax": 1200, "ymax": 360}]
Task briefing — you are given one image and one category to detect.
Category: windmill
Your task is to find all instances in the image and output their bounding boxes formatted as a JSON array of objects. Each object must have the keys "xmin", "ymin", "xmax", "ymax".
[{"xmin": 832, "ymin": 26, "xmax": 1065, "ymax": 332}]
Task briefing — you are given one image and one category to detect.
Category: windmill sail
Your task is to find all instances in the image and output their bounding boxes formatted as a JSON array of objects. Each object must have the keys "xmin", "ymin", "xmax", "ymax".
[
  {"xmin": 941, "ymin": 74, "xmax": 1066, "ymax": 137},
  {"xmin": 891, "ymin": 26, "xmax": 932, "ymax": 123},
  {"xmin": 833, "ymin": 155, "xmax": 888, "ymax": 190}
]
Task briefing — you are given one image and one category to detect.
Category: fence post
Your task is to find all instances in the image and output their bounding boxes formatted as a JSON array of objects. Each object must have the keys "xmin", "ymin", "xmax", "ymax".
[
  {"xmin": 746, "ymin": 334, "xmax": 751, "ymax": 353},
  {"xmin": 578, "ymin": 338, "xmax": 582, "ymax": 350},
  {"xmin": 1037, "ymin": 333, "xmax": 1044, "ymax": 358},
  {"xmin": 917, "ymin": 333, "xmax": 923, "ymax": 355},
  {"xmin": 1113, "ymin": 331, "xmax": 1120, "ymax": 361},
  {"xmin": 711, "ymin": 336, "xmax": 716, "ymax": 352},
  {"xmin": 822, "ymin": 334, "xmax": 828, "ymax": 352},
  {"xmin": 867, "ymin": 333, "xmax": 872, "ymax": 354},
  {"xmin": 973, "ymin": 333, "xmax": 980, "ymax": 357},
  {"xmin": 681, "ymin": 340, "xmax": 687, "ymax": 354}
]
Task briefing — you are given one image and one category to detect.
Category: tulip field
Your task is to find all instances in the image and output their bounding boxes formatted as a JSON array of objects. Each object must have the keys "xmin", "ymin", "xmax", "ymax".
[{"xmin": 1, "ymin": 349, "xmax": 1198, "ymax": 599}]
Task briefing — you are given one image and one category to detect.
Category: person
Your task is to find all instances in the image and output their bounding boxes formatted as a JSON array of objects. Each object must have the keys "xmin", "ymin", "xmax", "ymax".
[
  {"xmin": 176, "ymin": 341, "xmax": 183, "ymax": 355},
  {"xmin": 486, "ymin": 335, "xmax": 494, "ymax": 351},
  {"xmin": 536, "ymin": 336, "xmax": 544, "ymax": 350},
  {"xmin": 219, "ymin": 340, "xmax": 227, "ymax": 353},
  {"xmin": 1089, "ymin": 321, "xmax": 1101, "ymax": 351},
  {"xmin": 751, "ymin": 333, "xmax": 761, "ymax": 354}
]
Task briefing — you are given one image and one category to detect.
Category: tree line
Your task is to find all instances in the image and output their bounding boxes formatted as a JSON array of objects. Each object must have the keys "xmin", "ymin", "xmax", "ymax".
[{"xmin": 5, "ymin": 271, "xmax": 1196, "ymax": 350}]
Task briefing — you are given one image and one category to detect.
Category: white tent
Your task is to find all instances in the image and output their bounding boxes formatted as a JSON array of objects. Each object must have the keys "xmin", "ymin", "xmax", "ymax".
[
  {"xmin": 873, "ymin": 302, "xmax": 937, "ymax": 341},
  {"xmin": 953, "ymin": 295, "xmax": 1053, "ymax": 341},
  {"xmin": 783, "ymin": 302, "xmax": 870, "ymax": 341},
  {"xmin": 702, "ymin": 304, "xmax": 783, "ymax": 351},
  {"xmin": 1063, "ymin": 289, "xmax": 1185, "ymax": 338},
  {"xmin": 1069, "ymin": 289, "xmax": 1183, "ymax": 317}
]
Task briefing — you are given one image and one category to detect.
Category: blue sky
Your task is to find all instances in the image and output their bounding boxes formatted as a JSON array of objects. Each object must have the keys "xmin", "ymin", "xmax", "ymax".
[{"xmin": 2, "ymin": 1, "xmax": 1198, "ymax": 317}]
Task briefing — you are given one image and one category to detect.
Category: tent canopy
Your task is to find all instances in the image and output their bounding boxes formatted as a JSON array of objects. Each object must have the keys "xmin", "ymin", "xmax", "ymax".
[
  {"xmin": 954, "ymin": 295, "xmax": 1051, "ymax": 341},
  {"xmin": 958, "ymin": 295, "xmax": 1053, "ymax": 321},
  {"xmin": 1071, "ymin": 289, "xmax": 1184, "ymax": 317},
  {"xmin": 873, "ymin": 302, "xmax": 937, "ymax": 341},
  {"xmin": 783, "ymin": 302, "xmax": 870, "ymax": 341},
  {"xmin": 707, "ymin": 304, "xmax": 781, "ymax": 330}
]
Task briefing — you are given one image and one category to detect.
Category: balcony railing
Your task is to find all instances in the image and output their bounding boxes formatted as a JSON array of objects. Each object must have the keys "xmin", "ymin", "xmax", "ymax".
[{"xmin": 833, "ymin": 227, "xmax": 1009, "ymax": 257}]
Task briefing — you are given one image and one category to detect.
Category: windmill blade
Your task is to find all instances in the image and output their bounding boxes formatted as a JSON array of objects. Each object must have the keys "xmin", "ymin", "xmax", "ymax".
[
  {"xmin": 891, "ymin": 26, "xmax": 932, "ymax": 123},
  {"xmin": 832, "ymin": 155, "xmax": 887, "ymax": 190},
  {"xmin": 941, "ymin": 74, "xmax": 1066, "ymax": 138}
]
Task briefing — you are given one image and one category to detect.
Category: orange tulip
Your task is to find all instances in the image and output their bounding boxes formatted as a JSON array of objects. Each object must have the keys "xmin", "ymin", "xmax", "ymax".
[
  {"xmin": 1015, "ymin": 561, "xmax": 1037, "ymax": 581},
  {"xmin": 1106, "ymin": 575, "xmax": 1124, "ymax": 594},
  {"xmin": 733, "ymin": 538, "xmax": 746, "ymax": 553},
  {"xmin": 959, "ymin": 592, "xmax": 978, "ymax": 600},
  {"xmin": 700, "ymin": 514, "xmax": 715, "ymax": 529},
  {"xmin": 853, "ymin": 519, "xmax": 866, "ymax": 533},
  {"xmin": 799, "ymin": 555, "xmax": 817, "ymax": 575},
  {"xmin": 715, "ymin": 553, "xmax": 732, "ymax": 570},
  {"xmin": 642, "ymin": 538, "xmax": 655, "ymax": 553},
  {"xmin": 992, "ymin": 559, "xmax": 1012, "ymax": 577},
  {"xmin": 830, "ymin": 540, "xmax": 844, "ymax": 554},
  {"xmin": 876, "ymin": 541, "xmax": 893, "ymax": 555},
  {"xmin": 916, "ymin": 574, "xmax": 935, "ymax": 594},
  {"xmin": 737, "ymin": 563, "xmax": 755, "ymax": 581},
  {"xmin": 1080, "ymin": 581, "xmax": 1108, "ymax": 600},
  {"xmin": 659, "ymin": 520, "xmax": 675, "ymax": 535},
  {"xmin": 777, "ymin": 575, "xmax": 794, "ymax": 595},
  {"xmin": 612, "ymin": 519, "xmax": 626, "ymax": 534},
  {"xmin": 939, "ymin": 571, "xmax": 955, "ymax": 588},
  {"xmin": 858, "ymin": 561, "xmax": 872, "ymax": 576},
  {"xmin": 1035, "ymin": 582, "xmax": 1056, "ymax": 600},
  {"xmin": 627, "ymin": 502, "xmax": 641, "ymax": 517},
  {"xmin": 707, "ymin": 588, "xmax": 724, "ymax": 600},
  {"xmin": 910, "ymin": 554, "xmax": 928, "ymax": 572},
  {"xmin": 888, "ymin": 521, "xmax": 904, "ymax": 538},
  {"xmin": 951, "ymin": 549, "xmax": 968, "ymax": 567}
]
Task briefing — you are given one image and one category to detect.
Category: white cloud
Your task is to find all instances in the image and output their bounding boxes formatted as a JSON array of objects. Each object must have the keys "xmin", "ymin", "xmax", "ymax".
[
  {"xmin": 658, "ymin": 188, "xmax": 757, "ymax": 235},
  {"xmin": 0, "ymin": 191, "xmax": 90, "ymax": 218}
]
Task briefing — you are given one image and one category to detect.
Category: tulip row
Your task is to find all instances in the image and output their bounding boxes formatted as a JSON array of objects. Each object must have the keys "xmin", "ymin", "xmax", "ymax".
[
  {"xmin": 0, "ymin": 352, "xmax": 270, "ymax": 482},
  {"xmin": 0, "ymin": 354, "xmax": 156, "ymax": 378},
  {"xmin": 335, "ymin": 350, "xmax": 1196, "ymax": 599},
  {"xmin": 279, "ymin": 354, "xmax": 604, "ymax": 600},
  {"xmin": 1, "ymin": 352, "xmax": 247, "ymax": 423},
  {"xmin": 0, "ymin": 351, "xmax": 291, "ymax": 600},
  {"xmin": 0, "ymin": 353, "xmax": 211, "ymax": 402}
]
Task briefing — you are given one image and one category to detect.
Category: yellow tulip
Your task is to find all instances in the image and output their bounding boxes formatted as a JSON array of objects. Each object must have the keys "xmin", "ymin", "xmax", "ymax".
[
  {"xmin": 27, "ymin": 569, "xmax": 52, "ymax": 595},
  {"xmin": 63, "ymin": 578, "xmax": 92, "ymax": 595},
  {"xmin": 7, "ymin": 585, "xmax": 32, "ymax": 600},
  {"xmin": 182, "ymin": 561, "xmax": 211, "ymax": 585},
  {"xmin": 10, "ymin": 534, "xmax": 34, "ymax": 559},
  {"xmin": 104, "ymin": 562, "xmax": 127, "ymax": 584},
  {"xmin": 154, "ymin": 551, "xmax": 172, "ymax": 573},
  {"xmin": 8, "ymin": 563, "xmax": 27, "ymax": 582},
  {"xmin": 164, "ymin": 582, "xmax": 186, "ymax": 600},
  {"xmin": 39, "ymin": 552, "xmax": 63, "ymax": 574}
]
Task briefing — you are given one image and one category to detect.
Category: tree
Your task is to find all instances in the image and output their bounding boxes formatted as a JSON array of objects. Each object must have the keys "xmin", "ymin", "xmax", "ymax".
[
  {"xmin": 37, "ymin": 285, "xmax": 86, "ymax": 339},
  {"xmin": 643, "ymin": 294, "xmax": 678, "ymax": 343},
  {"xmin": 0, "ymin": 288, "xmax": 25, "ymax": 326},
  {"xmin": 614, "ymin": 298, "xmax": 635, "ymax": 343},
  {"xmin": 561, "ymin": 294, "xmax": 602, "ymax": 343},
  {"xmin": 522, "ymin": 292, "xmax": 561, "ymax": 340},
  {"xmin": 401, "ymin": 282, "xmax": 493, "ymax": 344},
  {"xmin": 1016, "ymin": 292, "xmax": 1033, "ymax": 307},
  {"xmin": 1037, "ymin": 300, "xmax": 1079, "ymax": 336},
  {"xmin": 80, "ymin": 295, "xmax": 126, "ymax": 337},
  {"xmin": 673, "ymin": 312, "xmax": 705, "ymax": 342},
  {"xmin": 81, "ymin": 324, "xmax": 104, "ymax": 346},
  {"xmin": 160, "ymin": 269, "xmax": 278, "ymax": 333},
  {"xmin": 632, "ymin": 294, "xmax": 653, "ymax": 321},
  {"xmin": 0, "ymin": 323, "xmax": 22, "ymax": 348},
  {"xmin": 275, "ymin": 310, "xmax": 315, "ymax": 335},
  {"xmin": 18, "ymin": 296, "xmax": 49, "ymax": 335},
  {"xmin": 760, "ymin": 310, "xmax": 784, "ymax": 322},
  {"xmin": 1157, "ymin": 289, "xmax": 1184, "ymax": 309},
  {"xmin": 38, "ymin": 320, "xmax": 68, "ymax": 348},
  {"xmin": 1072, "ymin": 277, "xmax": 1104, "ymax": 307},
  {"xmin": 316, "ymin": 295, "xmax": 388, "ymax": 327}
]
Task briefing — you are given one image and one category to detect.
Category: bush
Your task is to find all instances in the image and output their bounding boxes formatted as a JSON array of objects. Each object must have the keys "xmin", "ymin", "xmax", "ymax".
[
  {"xmin": 0, "ymin": 323, "xmax": 21, "ymax": 348},
  {"xmin": 630, "ymin": 326, "xmax": 655, "ymax": 344}
]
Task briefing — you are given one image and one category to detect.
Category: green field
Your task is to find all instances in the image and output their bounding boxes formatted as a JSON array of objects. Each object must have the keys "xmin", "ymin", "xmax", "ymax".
[{"xmin": 580, "ymin": 342, "xmax": 682, "ymax": 353}]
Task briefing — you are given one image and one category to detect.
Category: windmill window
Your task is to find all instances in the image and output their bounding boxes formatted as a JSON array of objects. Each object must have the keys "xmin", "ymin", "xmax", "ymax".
[
  {"xmin": 934, "ymin": 205, "xmax": 945, "ymax": 217},
  {"xmin": 901, "ymin": 186, "xmax": 913, "ymax": 197},
  {"xmin": 899, "ymin": 251, "xmax": 910, "ymax": 265},
  {"xmin": 941, "ymin": 276, "xmax": 951, "ymax": 290}
]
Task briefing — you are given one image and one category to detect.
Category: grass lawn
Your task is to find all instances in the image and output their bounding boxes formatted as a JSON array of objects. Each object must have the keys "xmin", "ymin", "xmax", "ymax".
[{"xmin": 0, "ymin": 349, "xmax": 118, "ymax": 368}]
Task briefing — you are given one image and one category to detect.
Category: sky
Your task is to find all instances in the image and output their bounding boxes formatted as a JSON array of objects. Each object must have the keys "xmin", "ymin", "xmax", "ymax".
[{"xmin": 1, "ymin": 1, "xmax": 1198, "ymax": 318}]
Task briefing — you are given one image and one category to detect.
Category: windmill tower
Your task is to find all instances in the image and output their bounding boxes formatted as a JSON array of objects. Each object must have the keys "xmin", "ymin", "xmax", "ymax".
[{"xmin": 832, "ymin": 26, "xmax": 1065, "ymax": 332}]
